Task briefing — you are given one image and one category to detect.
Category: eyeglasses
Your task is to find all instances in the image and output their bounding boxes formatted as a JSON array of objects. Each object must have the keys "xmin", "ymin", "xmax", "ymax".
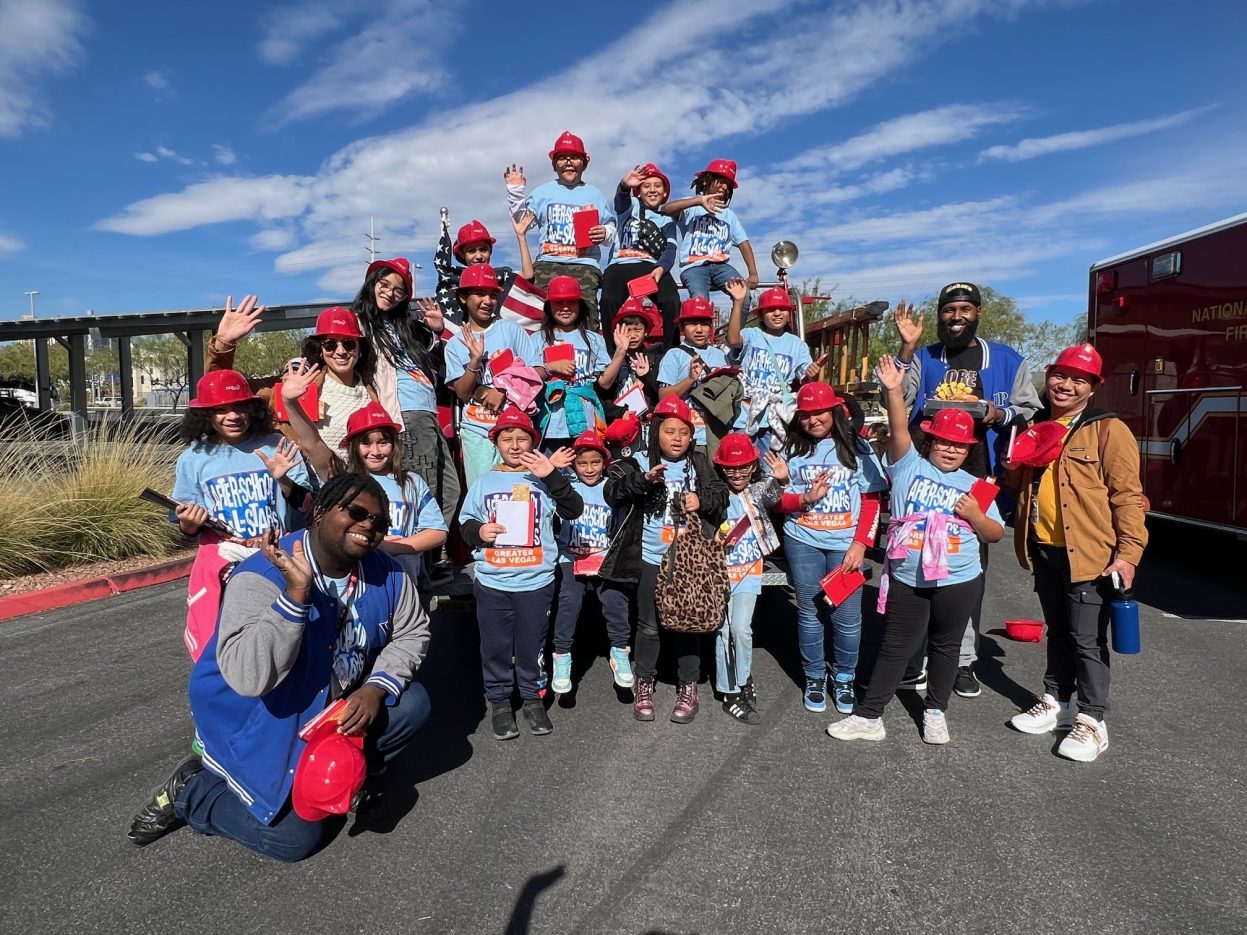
[
  {"xmin": 342, "ymin": 503, "xmax": 387, "ymax": 528},
  {"xmin": 377, "ymin": 283, "xmax": 408, "ymax": 300},
  {"xmin": 321, "ymin": 339, "xmax": 358, "ymax": 353},
  {"xmin": 554, "ymin": 154, "xmax": 584, "ymax": 165},
  {"xmin": 722, "ymin": 464, "xmax": 754, "ymax": 473}
]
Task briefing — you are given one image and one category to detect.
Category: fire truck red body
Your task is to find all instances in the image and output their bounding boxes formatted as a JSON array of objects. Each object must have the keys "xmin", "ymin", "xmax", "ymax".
[{"xmin": 1089, "ymin": 212, "xmax": 1247, "ymax": 536}]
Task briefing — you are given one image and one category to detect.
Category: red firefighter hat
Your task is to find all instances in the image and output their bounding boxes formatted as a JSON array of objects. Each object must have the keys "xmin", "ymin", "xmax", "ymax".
[
  {"xmin": 713, "ymin": 432, "xmax": 759, "ymax": 468},
  {"xmin": 756, "ymin": 287, "xmax": 794, "ymax": 313},
  {"xmin": 1047, "ymin": 343, "xmax": 1103, "ymax": 383},
  {"xmin": 313, "ymin": 306, "xmax": 364, "ymax": 339},
  {"xmin": 695, "ymin": 159, "xmax": 739, "ymax": 189},
  {"xmin": 188, "ymin": 369, "xmax": 260, "ymax": 409},
  {"xmin": 604, "ymin": 413, "xmax": 641, "ymax": 449},
  {"xmin": 675, "ymin": 295, "xmax": 716, "ymax": 323},
  {"xmin": 549, "ymin": 130, "xmax": 589, "ymax": 165},
  {"xmin": 612, "ymin": 296, "xmax": 661, "ymax": 333},
  {"xmin": 631, "ymin": 163, "xmax": 671, "ymax": 202},
  {"xmin": 452, "ymin": 220, "xmax": 496, "ymax": 260},
  {"xmin": 796, "ymin": 381, "xmax": 843, "ymax": 414},
  {"xmin": 648, "ymin": 396, "xmax": 695, "ymax": 431},
  {"xmin": 458, "ymin": 263, "xmax": 502, "ymax": 294},
  {"xmin": 341, "ymin": 401, "xmax": 402, "ymax": 447},
  {"xmin": 572, "ymin": 429, "xmax": 610, "ymax": 465},
  {"xmin": 291, "ymin": 718, "xmax": 366, "ymax": 822},
  {"xmin": 544, "ymin": 275, "xmax": 584, "ymax": 304},
  {"xmin": 488, "ymin": 406, "xmax": 539, "ymax": 443},
  {"xmin": 365, "ymin": 257, "xmax": 413, "ymax": 297},
  {"xmin": 1010, "ymin": 421, "xmax": 1069, "ymax": 468},
  {"xmin": 920, "ymin": 408, "xmax": 978, "ymax": 445}
]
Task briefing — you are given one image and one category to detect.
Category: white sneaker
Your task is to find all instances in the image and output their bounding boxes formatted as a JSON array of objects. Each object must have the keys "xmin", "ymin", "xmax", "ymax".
[
  {"xmin": 922, "ymin": 709, "xmax": 951, "ymax": 745},
  {"xmin": 1057, "ymin": 714, "xmax": 1109, "ymax": 762},
  {"xmin": 1010, "ymin": 693, "xmax": 1076, "ymax": 734},
  {"xmin": 826, "ymin": 714, "xmax": 886, "ymax": 742}
]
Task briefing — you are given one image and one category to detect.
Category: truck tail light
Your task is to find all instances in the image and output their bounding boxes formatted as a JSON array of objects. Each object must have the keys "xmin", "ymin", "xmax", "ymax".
[{"xmin": 1097, "ymin": 271, "xmax": 1116, "ymax": 293}]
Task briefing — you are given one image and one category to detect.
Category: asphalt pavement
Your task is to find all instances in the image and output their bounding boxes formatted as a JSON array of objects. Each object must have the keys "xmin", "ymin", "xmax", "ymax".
[{"xmin": 1, "ymin": 523, "xmax": 1244, "ymax": 935}]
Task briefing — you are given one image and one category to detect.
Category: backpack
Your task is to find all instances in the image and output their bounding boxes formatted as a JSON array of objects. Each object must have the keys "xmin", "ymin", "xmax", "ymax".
[{"xmin": 656, "ymin": 494, "xmax": 729, "ymax": 635}]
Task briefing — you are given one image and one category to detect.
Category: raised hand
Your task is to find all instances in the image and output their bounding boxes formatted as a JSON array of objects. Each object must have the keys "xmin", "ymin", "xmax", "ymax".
[
  {"xmin": 503, "ymin": 164, "xmax": 526, "ymax": 187},
  {"xmin": 261, "ymin": 528, "xmax": 312, "ymax": 603},
  {"xmin": 518, "ymin": 449, "xmax": 557, "ymax": 478},
  {"xmin": 612, "ymin": 323, "xmax": 631, "ymax": 357},
  {"xmin": 548, "ymin": 447, "xmax": 576, "ymax": 470},
  {"xmin": 875, "ymin": 355, "xmax": 903, "ymax": 392},
  {"xmin": 281, "ymin": 361, "xmax": 321, "ymax": 401},
  {"xmin": 893, "ymin": 300, "xmax": 924, "ymax": 349},
  {"xmin": 511, "ymin": 210, "xmax": 535, "ymax": 235},
  {"xmin": 644, "ymin": 462, "xmax": 667, "ymax": 483},
  {"xmin": 629, "ymin": 352, "xmax": 650, "ymax": 377},
  {"xmin": 216, "ymin": 294, "xmax": 265, "ymax": 346},
  {"xmin": 700, "ymin": 192, "xmax": 725, "ymax": 213},
  {"xmin": 459, "ymin": 327, "xmax": 485, "ymax": 362},
  {"xmin": 725, "ymin": 278, "xmax": 749, "ymax": 302},
  {"xmin": 763, "ymin": 451, "xmax": 789, "ymax": 483},
  {"xmin": 622, "ymin": 165, "xmax": 647, "ymax": 189},
  {"xmin": 258, "ymin": 437, "xmax": 302, "ymax": 482}
]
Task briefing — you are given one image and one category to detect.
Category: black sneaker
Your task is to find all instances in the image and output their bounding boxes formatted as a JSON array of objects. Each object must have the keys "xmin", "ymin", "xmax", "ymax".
[
  {"xmin": 722, "ymin": 692, "xmax": 761, "ymax": 725},
  {"xmin": 742, "ymin": 676, "xmax": 758, "ymax": 710},
  {"xmin": 127, "ymin": 755, "xmax": 202, "ymax": 846},
  {"xmin": 492, "ymin": 701, "xmax": 519, "ymax": 741},
  {"xmin": 520, "ymin": 699, "xmax": 553, "ymax": 735},
  {"xmin": 898, "ymin": 669, "xmax": 928, "ymax": 691},
  {"xmin": 954, "ymin": 666, "xmax": 982, "ymax": 698}
]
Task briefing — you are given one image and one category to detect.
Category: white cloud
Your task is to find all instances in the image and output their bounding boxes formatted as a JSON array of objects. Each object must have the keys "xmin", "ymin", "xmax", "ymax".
[
  {"xmin": 249, "ymin": 228, "xmax": 297, "ymax": 251},
  {"xmin": 257, "ymin": 2, "xmax": 345, "ymax": 66},
  {"xmin": 212, "ymin": 144, "xmax": 237, "ymax": 166},
  {"xmin": 154, "ymin": 144, "xmax": 193, "ymax": 166},
  {"xmin": 95, "ymin": 176, "xmax": 312, "ymax": 235},
  {"xmin": 0, "ymin": 0, "xmax": 89, "ymax": 138},
  {"xmin": 144, "ymin": 68, "xmax": 171, "ymax": 91},
  {"xmin": 133, "ymin": 151, "xmax": 158, "ymax": 163},
  {"xmin": 0, "ymin": 232, "xmax": 25, "ymax": 256},
  {"xmin": 979, "ymin": 107, "xmax": 1211, "ymax": 162}
]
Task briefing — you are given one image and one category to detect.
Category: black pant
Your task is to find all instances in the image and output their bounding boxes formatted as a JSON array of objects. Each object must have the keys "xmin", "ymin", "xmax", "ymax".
[
  {"xmin": 634, "ymin": 562, "xmax": 700, "ymax": 684},
  {"xmin": 859, "ymin": 577, "xmax": 981, "ymax": 718},
  {"xmin": 474, "ymin": 580, "xmax": 555, "ymax": 702},
  {"xmin": 599, "ymin": 261, "xmax": 681, "ymax": 352},
  {"xmin": 553, "ymin": 564, "xmax": 631, "ymax": 653},
  {"xmin": 904, "ymin": 537, "xmax": 989, "ymax": 676},
  {"xmin": 1030, "ymin": 542, "xmax": 1113, "ymax": 719}
]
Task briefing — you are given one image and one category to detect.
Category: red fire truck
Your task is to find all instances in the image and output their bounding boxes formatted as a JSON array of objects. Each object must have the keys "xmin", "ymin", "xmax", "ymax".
[{"xmin": 1089, "ymin": 212, "xmax": 1247, "ymax": 536}]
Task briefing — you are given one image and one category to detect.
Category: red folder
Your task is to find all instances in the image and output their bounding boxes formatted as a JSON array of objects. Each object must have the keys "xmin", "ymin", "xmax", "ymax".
[
  {"xmin": 722, "ymin": 514, "xmax": 752, "ymax": 548},
  {"xmin": 298, "ymin": 699, "xmax": 348, "ymax": 740},
  {"xmin": 627, "ymin": 274, "xmax": 659, "ymax": 299},
  {"xmin": 272, "ymin": 380, "xmax": 319, "ymax": 423},
  {"xmin": 543, "ymin": 343, "xmax": 575, "ymax": 367},
  {"xmin": 488, "ymin": 348, "xmax": 515, "ymax": 378},
  {"xmin": 970, "ymin": 477, "xmax": 999, "ymax": 513},
  {"xmin": 573, "ymin": 208, "xmax": 600, "ymax": 249},
  {"xmin": 820, "ymin": 567, "xmax": 866, "ymax": 607}
]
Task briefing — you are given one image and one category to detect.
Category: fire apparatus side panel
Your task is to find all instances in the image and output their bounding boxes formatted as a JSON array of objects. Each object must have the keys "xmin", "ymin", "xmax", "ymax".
[{"xmin": 1090, "ymin": 213, "xmax": 1247, "ymax": 535}]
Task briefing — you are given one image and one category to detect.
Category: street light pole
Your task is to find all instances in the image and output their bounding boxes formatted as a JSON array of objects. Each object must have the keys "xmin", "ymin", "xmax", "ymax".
[{"xmin": 24, "ymin": 290, "xmax": 38, "ymax": 318}]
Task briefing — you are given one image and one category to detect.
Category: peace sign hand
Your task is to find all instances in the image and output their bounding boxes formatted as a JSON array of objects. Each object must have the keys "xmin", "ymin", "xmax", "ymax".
[{"xmin": 261, "ymin": 529, "xmax": 312, "ymax": 603}]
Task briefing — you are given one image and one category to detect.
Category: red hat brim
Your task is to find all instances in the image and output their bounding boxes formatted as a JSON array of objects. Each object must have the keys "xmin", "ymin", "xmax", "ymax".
[{"xmin": 919, "ymin": 419, "xmax": 978, "ymax": 446}]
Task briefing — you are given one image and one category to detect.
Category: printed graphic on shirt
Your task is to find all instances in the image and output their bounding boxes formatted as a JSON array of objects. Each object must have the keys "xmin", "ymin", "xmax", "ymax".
[
  {"xmin": 657, "ymin": 476, "xmax": 690, "ymax": 545},
  {"xmin": 726, "ymin": 523, "xmax": 763, "ymax": 585},
  {"xmin": 406, "ymin": 367, "xmax": 434, "ymax": 388},
  {"xmin": 742, "ymin": 345, "xmax": 794, "ymax": 392},
  {"xmin": 900, "ymin": 475, "xmax": 967, "ymax": 554},
  {"xmin": 482, "ymin": 490, "xmax": 544, "ymax": 567},
  {"xmin": 331, "ymin": 606, "xmax": 367, "ymax": 693},
  {"xmin": 795, "ymin": 464, "xmax": 856, "ymax": 532},
  {"xmin": 201, "ymin": 469, "xmax": 278, "ymax": 539},
  {"xmin": 684, "ymin": 214, "xmax": 732, "ymax": 265},
  {"xmin": 542, "ymin": 203, "xmax": 584, "ymax": 258}
]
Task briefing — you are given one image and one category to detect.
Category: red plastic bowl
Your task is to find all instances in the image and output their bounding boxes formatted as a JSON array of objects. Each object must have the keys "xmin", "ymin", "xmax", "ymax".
[{"xmin": 1004, "ymin": 619, "xmax": 1044, "ymax": 642}]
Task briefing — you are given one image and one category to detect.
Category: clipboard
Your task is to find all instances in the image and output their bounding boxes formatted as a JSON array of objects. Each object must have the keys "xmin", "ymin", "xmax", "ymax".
[
  {"xmin": 614, "ymin": 383, "xmax": 648, "ymax": 415},
  {"xmin": 492, "ymin": 500, "xmax": 535, "ymax": 547}
]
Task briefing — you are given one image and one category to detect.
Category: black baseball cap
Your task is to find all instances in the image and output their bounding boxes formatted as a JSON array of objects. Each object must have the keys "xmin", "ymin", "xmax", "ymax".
[{"xmin": 937, "ymin": 282, "xmax": 981, "ymax": 309}]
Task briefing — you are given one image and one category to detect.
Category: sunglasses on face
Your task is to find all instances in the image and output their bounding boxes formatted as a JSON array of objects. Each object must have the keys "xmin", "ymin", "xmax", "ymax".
[
  {"xmin": 342, "ymin": 503, "xmax": 387, "ymax": 528},
  {"xmin": 321, "ymin": 339, "xmax": 358, "ymax": 353}
]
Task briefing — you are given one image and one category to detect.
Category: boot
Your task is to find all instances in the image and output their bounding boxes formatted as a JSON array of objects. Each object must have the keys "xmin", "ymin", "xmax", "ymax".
[
  {"xmin": 671, "ymin": 681, "xmax": 699, "ymax": 724},
  {"xmin": 633, "ymin": 677, "xmax": 656, "ymax": 721}
]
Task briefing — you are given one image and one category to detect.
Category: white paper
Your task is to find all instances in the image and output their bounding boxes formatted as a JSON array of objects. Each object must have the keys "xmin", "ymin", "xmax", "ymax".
[
  {"xmin": 492, "ymin": 500, "xmax": 533, "ymax": 547},
  {"xmin": 615, "ymin": 384, "xmax": 649, "ymax": 415}
]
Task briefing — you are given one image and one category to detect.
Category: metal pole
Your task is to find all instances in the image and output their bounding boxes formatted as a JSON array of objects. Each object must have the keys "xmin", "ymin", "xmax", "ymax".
[
  {"xmin": 118, "ymin": 336, "xmax": 134, "ymax": 422},
  {"xmin": 34, "ymin": 338, "xmax": 52, "ymax": 410}
]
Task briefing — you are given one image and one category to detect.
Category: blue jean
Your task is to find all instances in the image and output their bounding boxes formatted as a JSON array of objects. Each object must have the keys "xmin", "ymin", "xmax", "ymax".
[
  {"xmin": 554, "ymin": 563, "xmax": 631, "ymax": 653},
  {"xmin": 681, "ymin": 262, "xmax": 751, "ymax": 313},
  {"xmin": 784, "ymin": 536, "xmax": 863, "ymax": 681},
  {"xmin": 715, "ymin": 589, "xmax": 757, "ymax": 693},
  {"xmin": 175, "ymin": 682, "xmax": 432, "ymax": 862},
  {"xmin": 474, "ymin": 580, "xmax": 555, "ymax": 702}
]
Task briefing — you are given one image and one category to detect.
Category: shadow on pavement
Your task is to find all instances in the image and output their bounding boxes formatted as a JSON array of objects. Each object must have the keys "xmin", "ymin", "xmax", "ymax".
[{"xmin": 503, "ymin": 864, "xmax": 566, "ymax": 935}]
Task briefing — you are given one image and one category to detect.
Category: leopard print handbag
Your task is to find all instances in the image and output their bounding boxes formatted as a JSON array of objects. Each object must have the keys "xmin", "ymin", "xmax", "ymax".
[{"xmin": 656, "ymin": 497, "xmax": 730, "ymax": 635}]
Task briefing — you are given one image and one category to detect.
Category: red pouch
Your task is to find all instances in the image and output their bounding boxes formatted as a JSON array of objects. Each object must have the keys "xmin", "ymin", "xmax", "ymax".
[
  {"xmin": 970, "ymin": 478, "xmax": 1000, "ymax": 513},
  {"xmin": 572, "ymin": 208, "xmax": 600, "ymax": 248},
  {"xmin": 820, "ymin": 567, "xmax": 866, "ymax": 607},
  {"xmin": 488, "ymin": 348, "xmax": 515, "ymax": 378},
  {"xmin": 627, "ymin": 274, "xmax": 659, "ymax": 299}
]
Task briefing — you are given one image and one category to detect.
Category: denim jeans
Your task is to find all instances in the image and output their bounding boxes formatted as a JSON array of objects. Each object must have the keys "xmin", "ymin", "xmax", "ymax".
[
  {"xmin": 715, "ymin": 589, "xmax": 757, "ymax": 693},
  {"xmin": 175, "ymin": 682, "xmax": 431, "ymax": 863},
  {"xmin": 554, "ymin": 563, "xmax": 631, "ymax": 653},
  {"xmin": 784, "ymin": 536, "xmax": 862, "ymax": 681},
  {"xmin": 680, "ymin": 262, "xmax": 751, "ymax": 313}
]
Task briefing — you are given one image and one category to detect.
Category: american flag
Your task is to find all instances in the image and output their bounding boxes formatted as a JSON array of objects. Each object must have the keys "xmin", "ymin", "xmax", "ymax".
[
  {"xmin": 433, "ymin": 221, "xmax": 463, "ymax": 326},
  {"xmin": 500, "ymin": 276, "xmax": 546, "ymax": 333}
]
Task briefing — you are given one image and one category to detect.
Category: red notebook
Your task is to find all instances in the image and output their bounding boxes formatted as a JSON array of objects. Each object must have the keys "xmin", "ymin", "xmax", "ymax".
[
  {"xmin": 820, "ymin": 567, "xmax": 866, "ymax": 607},
  {"xmin": 298, "ymin": 699, "xmax": 348, "ymax": 740},
  {"xmin": 272, "ymin": 381, "xmax": 319, "ymax": 423},
  {"xmin": 627, "ymin": 274, "xmax": 659, "ymax": 299},
  {"xmin": 488, "ymin": 348, "xmax": 516, "ymax": 378},
  {"xmin": 970, "ymin": 477, "xmax": 999, "ymax": 513},
  {"xmin": 572, "ymin": 208, "xmax": 599, "ymax": 248},
  {"xmin": 543, "ymin": 343, "xmax": 575, "ymax": 367},
  {"xmin": 722, "ymin": 514, "xmax": 753, "ymax": 548}
]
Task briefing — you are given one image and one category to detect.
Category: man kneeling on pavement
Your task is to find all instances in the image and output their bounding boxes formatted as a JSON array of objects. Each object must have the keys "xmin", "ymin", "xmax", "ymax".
[{"xmin": 128, "ymin": 472, "xmax": 431, "ymax": 862}]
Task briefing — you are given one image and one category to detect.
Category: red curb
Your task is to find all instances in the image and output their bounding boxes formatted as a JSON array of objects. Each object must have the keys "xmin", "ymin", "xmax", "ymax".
[{"xmin": 0, "ymin": 556, "xmax": 193, "ymax": 623}]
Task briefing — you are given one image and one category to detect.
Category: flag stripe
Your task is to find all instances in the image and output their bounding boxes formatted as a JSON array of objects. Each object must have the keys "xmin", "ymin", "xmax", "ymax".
[{"xmin": 500, "ymin": 276, "xmax": 547, "ymax": 333}]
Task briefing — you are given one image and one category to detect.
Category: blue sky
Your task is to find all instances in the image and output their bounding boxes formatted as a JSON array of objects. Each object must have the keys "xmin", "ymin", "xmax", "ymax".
[{"xmin": 1, "ymin": 0, "xmax": 1245, "ymax": 326}]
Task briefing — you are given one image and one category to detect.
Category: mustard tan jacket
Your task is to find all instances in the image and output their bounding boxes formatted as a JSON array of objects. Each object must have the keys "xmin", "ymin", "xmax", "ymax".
[{"xmin": 1001, "ymin": 405, "xmax": 1148, "ymax": 583}]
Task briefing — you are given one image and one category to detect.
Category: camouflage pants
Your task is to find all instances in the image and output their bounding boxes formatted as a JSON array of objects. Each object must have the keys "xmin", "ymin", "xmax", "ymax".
[{"xmin": 533, "ymin": 261, "xmax": 602, "ymax": 331}]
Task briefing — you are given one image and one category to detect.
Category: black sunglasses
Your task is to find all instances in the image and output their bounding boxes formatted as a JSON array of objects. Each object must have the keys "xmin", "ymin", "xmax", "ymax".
[
  {"xmin": 342, "ymin": 503, "xmax": 387, "ymax": 528},
  {"xmin": 322, "ymin": 338, "xmax": 358, "ymax": 353}
]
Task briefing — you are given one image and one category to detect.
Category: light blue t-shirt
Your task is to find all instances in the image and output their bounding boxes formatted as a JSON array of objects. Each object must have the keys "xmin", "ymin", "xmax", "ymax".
[
  {"xmin": 739, "ymin": 328, "xmax": 812, "ymax": 398},
  {"xmin": 657, "ymin": 343, "xmax": 730, "ymax": 445},
  {"xmin": 373, "ymin": 472, "xmax": 447, "ymax": 539},
  {"xmin": 885, "ymin": 446, "xmax": 1003, "ymax": 588},
  {"xmin": 725, "ymin": 490, "xmax": 765, "ymax": 596},
  {"xmin": 458, "ymin": 469, "xmax": 562, "ymax": 589},
  {"xmin": 172, "ymin": 435, "xmax": 310, "ymax": 539},
  {"xmin": 612, "ymin": 194, "xmax": 676, "ymax": 267},
  {"xmin": 443, "ymin": 319, "xmax": 540, "ymax": 438},
  {"xmin": 783, "ymin": 438, "xmax": 888, "ymax": 551},
  {"xmin": 523, "ymin": 180, "xmax": 615, "ymax": 268},
  {"xmin": 540, "ymin": 328, "xmax": 608, "ymax": 439},
  {"xmin": 386, "ymin": 324, "xmax": 438, "ymax": 415},
  {"xmin": 676, "ymin": 205, "xmax": 748, "ymax": 272},
  {"xmin": 633, "ymin": 451, "xmax": 694, "ymax": 566},
  {"xmin": 557, "ymin": 477, "xmax": 613, "ymax": 566}
]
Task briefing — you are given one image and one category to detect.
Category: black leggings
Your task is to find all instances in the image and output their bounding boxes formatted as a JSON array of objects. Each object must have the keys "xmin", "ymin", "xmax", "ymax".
[
  {"xmin": 859, "ymin": 577, "xmax": 982, "ymax": 718},
  {"xmin": 634, "ymin": 562, "xmax": 700, "ymax": 684},
  {"xmin": 599, "ymin": 261, "xmax": 681, "ymax": 352}
]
